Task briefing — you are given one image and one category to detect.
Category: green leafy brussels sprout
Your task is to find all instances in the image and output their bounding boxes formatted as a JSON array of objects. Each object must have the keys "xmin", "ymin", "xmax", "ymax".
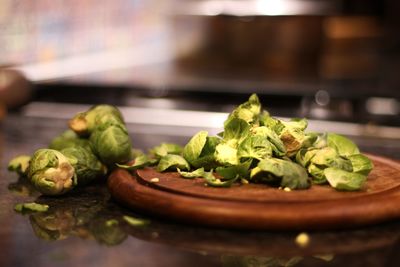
[
  {"xmin": 8, "ymin": 155, "xmax": 31, "ymax": 176},
  {"xmin": 27, "ymin": 149, "xmax": 77, "ymax": 196},
  {"xmin": 69, "ymin": 104, "xmax": 124, "ymax": 136},
  {"xmin": 89, "ymin": 122, "xmax": 132, "ymax": 165},
  {"xmin": 49, "ymin": 130, "xmax": 92, "ymax": 151},
  {"xmin": 61, "ymin": 146, "xmax": 107, "ymax": 186}
]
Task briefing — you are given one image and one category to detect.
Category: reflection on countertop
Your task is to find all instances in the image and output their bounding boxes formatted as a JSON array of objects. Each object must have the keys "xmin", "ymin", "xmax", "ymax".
[{"xmin": 1, "ymin": 113, "xmax": 400, "ymax": 267}]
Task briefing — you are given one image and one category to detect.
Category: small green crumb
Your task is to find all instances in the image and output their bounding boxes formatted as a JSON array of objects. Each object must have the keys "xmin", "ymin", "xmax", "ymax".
[
  {"xmin": 123, "ymin": 215, "xmax": 150, "ymax": 226},
  {"xmin": 105, "ymin": 219, "xmax": 119, "ymax": 227},
  {"xmin": 14, "ymin": 202, "xmax": 49, "ymax": 214}
]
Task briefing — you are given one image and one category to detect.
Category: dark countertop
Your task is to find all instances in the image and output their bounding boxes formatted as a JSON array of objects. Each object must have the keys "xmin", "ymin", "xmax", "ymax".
[{"xmin": 1, "ymin": 112, "xmax": 400, "ymax": 267}]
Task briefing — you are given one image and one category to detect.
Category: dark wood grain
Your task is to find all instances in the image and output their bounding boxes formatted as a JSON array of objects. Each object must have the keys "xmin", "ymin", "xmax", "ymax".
[{"xmin": 108, "ymin": 154, "xmax": 400, "ymax": 230}]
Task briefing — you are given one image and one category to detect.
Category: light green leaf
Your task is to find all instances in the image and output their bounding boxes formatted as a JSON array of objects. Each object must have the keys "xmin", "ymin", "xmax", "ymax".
[
  {"xmin": 237, "ymin": 135, "xmax": 272, "ymax": 161},
  {"xmin": 215, "ymin": 143, "xmax": 239, "ymax": 166},
  {"xmin": 8, "ymin": 155, "xmax": 31, "ymax": 176},
  {"xmin": 347, "ymin": 154, "xmax": 374, "ymax": 176},
  {"xmin": 327, "ymin": 133, "xmax": 360, "ymax": 157},
  {"xmin": 183, "ymin": 131, "xmax": 208, "ymax": 165},
  {"xmin": 157, "ymin": 154, "xmax": 190, "ymax": 172},
  {"xmin": 223, "ymin": 118, "xmax": 250, "ymax": 143},
  {"xmin": 117, "ymin": 154, "xmax": 155, "ymax": 170},
  {"xmin": 150, "ymin": 143, "xmax": 183, "ymax": 158},
  {"xmin": 177, "ymin": 167, "xmax": 205, "ymax": 179},
  {"xmin": 225, "ymin": 94, "xmax": 261, "ymax": 126},
  {"xmin": 216, "ymin": 160, "xmax": 251, "ymax": 180},
  {"xmin": 251, "ymin": 158, "xmax": 310, "ymax": 189},
  {"xmin": 252, "ymin": 126, "xmax": 286, "ymax": 157},
  {"xmin": 324, "ymin": 167, "xmax": 367, "ymax": 191},
  {"xmin": 202, "ymin": 170, "xmax": 240, "ymax": 187}
]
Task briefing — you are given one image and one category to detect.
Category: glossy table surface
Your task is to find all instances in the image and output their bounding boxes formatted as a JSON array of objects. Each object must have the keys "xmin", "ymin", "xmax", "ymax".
[{"xmin": 1, "ymin": 111, "xmax": 400, "ymax": 267}]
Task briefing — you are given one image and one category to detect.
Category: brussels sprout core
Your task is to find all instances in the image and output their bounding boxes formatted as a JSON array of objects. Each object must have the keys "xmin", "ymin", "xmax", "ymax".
[{"xmin": 28, "ymin": 149, "xmax": 76, "ymax": 196}]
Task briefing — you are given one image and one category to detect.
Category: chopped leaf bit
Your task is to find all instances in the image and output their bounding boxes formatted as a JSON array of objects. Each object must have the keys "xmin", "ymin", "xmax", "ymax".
[
  {"xmin": 177, "ymin": 167, "xmax": 205, "ymax": 179},
  {"xmin": 123, "ymin": 215, "xmax": 150, "ymax": 226}
]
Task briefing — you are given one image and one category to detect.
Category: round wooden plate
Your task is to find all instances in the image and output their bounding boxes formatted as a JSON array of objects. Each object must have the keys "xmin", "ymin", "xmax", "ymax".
[{"xmin": 108, "ymin": 154, "xmax": 400, "ymax": 230}]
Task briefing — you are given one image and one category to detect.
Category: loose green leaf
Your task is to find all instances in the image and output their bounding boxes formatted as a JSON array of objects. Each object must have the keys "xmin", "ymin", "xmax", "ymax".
[
  {"xmin": 183, "ymin": 131, "xmax": 208, "ymax": 165},
  {"xmin": 216, "ymin": 160, "xmax": 251, "ymax": 180},
  {"xmin": 275, "ymin": 119, "xmax": 308, "ymax": 157},
  {"xmin": 202, "ymin": 170, "xmax": 240, "ymax": 187},
  {"xmin": 251, "ymin": 158, "xmax": 310, "ymax": 189},
  {"xmin": 150, "ymin": 143, "xmax": 183, "ymax": 158},
  {"xmin": 157, "ymin": 154, "xmax": 190, "ymax": 172},
  {"xmin": 295, "ymin": 148, "xmax": 317, "ymax": 168},
  {"xmin": 308, "ymin": 164, "xmax": 327, "ymax": 184},
  {"xmin": 225, "ymin": 94, "xmax": 261, "ymax": 126},
  {"xmin": 8, "ymin": 155, "xmax": 31, "ymax": 176},
  {"xmin": 324, "ymin": 167, "xmax": 367, "ymax": 191},
  {"xmin": 223, "ymin": 118, "xmax": 250, "ymax": 143},
  {"xmin": 117, "ymin": 154, "xmax": 156, "ymax": 170},
  {"xmin": 327, "ymin": 133, "xmax": 360, "ymax": 157},
  {"xmin": 347, "ymin": 154, "xmax": 374, "ymax": 176},
  {"xmin": 237, "ymin": 135, "xmax": 272, "ymax": 161},
  {"xmin": 252, "ymin": 126, "xmax": 286, "ymax": 157},
  {"xmin": 177, "ymin": 167, "xmax": 205, "ymax": 179},
  {"xmin": 14, "ymin": 202, "xmax": 49, "ymax": 214},
  {"xmin": 215, "ymin": 143, "xmax": 239, "ymax": 166}
]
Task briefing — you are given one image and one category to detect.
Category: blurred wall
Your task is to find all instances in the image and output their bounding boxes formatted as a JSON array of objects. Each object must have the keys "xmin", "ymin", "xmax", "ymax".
[{"xmin": 0, "ymin": 0, "xmax": 167, "ymax": 66}]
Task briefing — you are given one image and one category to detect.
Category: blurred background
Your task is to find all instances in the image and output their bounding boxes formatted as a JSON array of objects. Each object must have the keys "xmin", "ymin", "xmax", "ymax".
[{"xmin": 0, "ymin": 0, "xmax": 399, "ymax": 133}]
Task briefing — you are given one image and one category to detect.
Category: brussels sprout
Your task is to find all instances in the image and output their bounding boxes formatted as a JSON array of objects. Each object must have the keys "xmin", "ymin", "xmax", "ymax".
[
  {"xmin": 89, "ymin": 122, "xmax": 132, "ymax": 165},
  {"xmin": 61, "ymin": 146, "xmax": 107, "ymax": 186},
  {"xmin": 69, "ymin": 105, "xmax": 124, "ymax": 136},
  {"xmin": 27, "ymin": 149, "xmax": 77, "ymax": 196},
  {"xmin": 8, "ymin": 155, "xmax": 31, "ymax": 176},
  {"xmin": 49, "ymin": 130, "xmax": 92, "ymax": 151}
]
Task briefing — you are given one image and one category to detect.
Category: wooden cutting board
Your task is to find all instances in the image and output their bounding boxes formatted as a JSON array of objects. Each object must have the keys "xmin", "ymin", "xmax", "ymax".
[{"xmin": 108, "ymin": 154, "xmax": 400, "ymax": 230}]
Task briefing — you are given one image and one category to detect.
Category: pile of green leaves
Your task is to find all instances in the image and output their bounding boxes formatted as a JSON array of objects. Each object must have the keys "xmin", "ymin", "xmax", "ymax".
[{"xmin": 120, "ymin": 94, "xmax": 373, "ymax": 191}]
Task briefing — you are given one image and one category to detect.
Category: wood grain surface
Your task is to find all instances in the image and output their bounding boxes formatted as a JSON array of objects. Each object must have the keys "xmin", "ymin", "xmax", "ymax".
[{"xmin": 108, "ymin": 154, "xmax": 400, "ymax": 230}]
